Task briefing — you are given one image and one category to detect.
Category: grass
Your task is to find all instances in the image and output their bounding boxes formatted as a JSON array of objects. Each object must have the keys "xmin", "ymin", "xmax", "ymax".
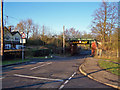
[
  {"xmin": 2, "ymin": 55, "xmax": 53, "ymax": 66},
  {"xmin": 2, "ymin": 59, "xmax": 31, "ymax": 66},
  {"xmin": 95, "ymin": 56, "xmax": 119, "ymax": 63},
  {"xmin": 98, "ymin": 60, "xmax": 120, "ymax": 76},
  {"xmin": 55, "ymin": 53, "xmax": 71, "ymax": 57},
  {"xmin": 32, "ymin": 56, "xmax": 52, "ymax": 59},
  {"xmin": 26, "ymin": 55, "xmax": 53, "ymax": 59}
]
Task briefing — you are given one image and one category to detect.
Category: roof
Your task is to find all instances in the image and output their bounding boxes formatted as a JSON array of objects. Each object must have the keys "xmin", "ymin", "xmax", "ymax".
[
  {"xmin": 3, "ymin": 26, "xmax": 21, "ymax": 36},
  {"xmin": 11, "ymin": 31, "xmax": 21, "ymax": 36}
]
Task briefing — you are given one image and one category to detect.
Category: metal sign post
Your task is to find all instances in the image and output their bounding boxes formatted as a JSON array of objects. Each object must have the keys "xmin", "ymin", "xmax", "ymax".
[
  {"xmin": 20, "ymin": 32, "xmax": 26, "ymax": 61},
  {"xmin": 22, "ymin": 43, "xmax": 24, "ymax": 61},
  {"xmin": 20, "ymin": 39, "xmax": 26, "ymax": 61}
]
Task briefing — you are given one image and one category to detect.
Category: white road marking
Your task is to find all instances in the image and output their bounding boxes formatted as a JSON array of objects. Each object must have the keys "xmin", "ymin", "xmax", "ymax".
[
  {"xmin": 59, "ymin": 85, "xmax": 64, "ymax": 89},
  {"xmin": 64, "ymin": 80, "xmax": 69, "ymax": 84},
  {"xmin": 14, "ymin": 74, "xmax": 63, "ymax": 82},
  {"xmin": 59, "ymin": 72, "xmax": 76, "ymax": 90},
  {"xmin": 30, "ymin": 62, "xmax": 36, "ymax": 64},
  {"xmin": 0, "ymin": 77, "xmax": 4, "ymax": 79},
  {"xmin": 5, "ymin": 66, "xmax": 13, "ymax": 68},
  {"xmin": 37, "ymin": 62, "xmax": 44, "ymax": 64},
  {"xmin": 68, "ymin": 77, "xmax": 72, "ymax": 80},
  {"xmin": 30, "ymin": 62, "xmax": 52, "ymax": 70}
]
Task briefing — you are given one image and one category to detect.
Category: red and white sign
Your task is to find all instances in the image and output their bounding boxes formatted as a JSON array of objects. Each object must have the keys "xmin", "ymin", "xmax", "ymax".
[{"xmin": 21, "ymin": 33, "xmax": 26, "ymax": 39}]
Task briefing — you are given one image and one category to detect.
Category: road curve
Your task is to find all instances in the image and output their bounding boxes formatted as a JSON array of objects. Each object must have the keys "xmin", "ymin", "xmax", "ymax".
[{"xmin": 2, "ymin": 51, "xmax": 114, "ymax": 89}]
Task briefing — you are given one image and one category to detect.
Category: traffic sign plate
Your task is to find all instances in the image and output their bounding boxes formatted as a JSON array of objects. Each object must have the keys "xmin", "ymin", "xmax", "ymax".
[
  {"xmin": 21, "ymin": 33, "xmax": 26, "ymax": 39},
  {"xmin": 20, "ymin": 39, "xmax": 26, "ymax": 43}
]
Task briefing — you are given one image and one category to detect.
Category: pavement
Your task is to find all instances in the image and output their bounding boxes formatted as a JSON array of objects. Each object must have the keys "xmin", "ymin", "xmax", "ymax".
[{"xmin": 79, "ymin": 57, "xmax": 120, "ymax": 89}]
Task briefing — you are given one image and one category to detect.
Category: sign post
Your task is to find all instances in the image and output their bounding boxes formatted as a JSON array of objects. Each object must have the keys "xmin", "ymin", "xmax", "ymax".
[
  {"xmin": 22, "ymin": 42, "xmax": 24, "ymax": 61},
  {"xmin": 20, "ymin": 33, "xmax": 26, "ymax": 61}
]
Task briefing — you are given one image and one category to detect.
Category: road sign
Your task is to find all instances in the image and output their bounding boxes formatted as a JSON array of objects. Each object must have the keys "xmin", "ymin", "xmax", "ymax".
[
  {"xmin": 21, "ymin": 33, "xmax": 26, "ymax": 39},
  {"xmin": 20, "ymin": 39, "xmax": 26, "ymax": 44},
  {"xmin": 20, "ymin": 38, "xmax": 26, "ymax": 61}
]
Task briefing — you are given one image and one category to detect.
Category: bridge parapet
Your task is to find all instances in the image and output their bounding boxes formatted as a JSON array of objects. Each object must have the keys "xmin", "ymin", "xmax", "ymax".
[{"xmin": 67, "ymin": 38, "xmax": 96, "ymax": 44}]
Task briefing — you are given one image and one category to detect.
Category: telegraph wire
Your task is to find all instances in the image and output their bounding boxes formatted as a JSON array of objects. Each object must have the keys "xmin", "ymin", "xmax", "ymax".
[
  {"xmin": 0, "ymin": 13, "xmax": 21, "ymax": 21},
  {"xmin": 0, "ymin": 13, "xmax": 21, "ymax": 26}
]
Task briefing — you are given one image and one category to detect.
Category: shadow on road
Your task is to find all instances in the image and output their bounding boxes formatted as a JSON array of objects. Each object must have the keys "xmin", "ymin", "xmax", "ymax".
[
  {"xmin": 2, "ymin": 50, "xmax": 117, "ymax": 89},
  {"xmin": 7, "ymin": 66, "xmax": 118, "ymax": 89},
  {"xmin": 7, "ymin": 66, "xmax": 119, "ymax": 89},
  {"xmin": 30, "ymin": 50, "xmax": 92, "ymax": 62},
  {"xmin": 2, "ymin": 50, "xmax": 92, "ymax": 72},
  {"xmin": 4, "ymin": 75, "xmax": 88, "ymax": 89}
]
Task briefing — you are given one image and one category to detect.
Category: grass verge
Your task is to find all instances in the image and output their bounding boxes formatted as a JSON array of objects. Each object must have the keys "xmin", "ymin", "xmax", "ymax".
[
  {"xmin": 98, "ymin": 60, "xmax": 120, "ymax": 76},
  {"xmin": 2, "ymin": 59, "xmax": 31, "ymax": 66},
  {"xmin": 32, "ymin": 56, "xmax": 52, "ymax": 59},
  {"xmin": 26, "ymin": 55, "xmax": 53, "ymax": 59},
  {"xmin": 55, "ymin": 53, "xmax": 71, "ymax": 57},
  {"xmin": 2, "ymin": 55, "xmax": 53, "ymax": 66},
  {"xmin": 95, "ymin": 56, "xmax": 118, "ymax": 63}
]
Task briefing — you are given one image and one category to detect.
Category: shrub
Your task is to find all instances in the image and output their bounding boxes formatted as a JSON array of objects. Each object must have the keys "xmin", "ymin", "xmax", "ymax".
[{"xmin": 33, "ymin": 49, "xmax": 50, "ymax": 57}]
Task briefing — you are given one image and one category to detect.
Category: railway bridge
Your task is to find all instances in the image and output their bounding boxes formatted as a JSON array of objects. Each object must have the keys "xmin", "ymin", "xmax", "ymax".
[{"xmin": 67, "ymin": 38, "xmax": 97, "ymax": 55}]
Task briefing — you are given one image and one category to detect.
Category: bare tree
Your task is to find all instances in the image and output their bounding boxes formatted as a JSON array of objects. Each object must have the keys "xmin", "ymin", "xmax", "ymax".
[
  {"xmin": 65, "ymin": 27, "xmax": 81, "ymax": 40},
  {"xmin": 15, "ymin": 19, "xmax": 33, "ymax": 39},
  {"xmin": 91, "ymin": 1, "xmax": 118, "ymax": 46},
  {"xmin": 15, "ymin": 20, "xmax": 26, "ymax": 33},
  {"xmin": 42, "ymin": 25, "xmax": 45, "ymax": 41},
  {"xmin": 31, "ymin": 24, "xmax": 40, "ymax": 39},
  {"xmin": 81, "ymin": 31, "xmax": 94, "ymax": 39},
  {"xmin": 26, "ymin": 19, "xmax": 33, "ymax": 39}
]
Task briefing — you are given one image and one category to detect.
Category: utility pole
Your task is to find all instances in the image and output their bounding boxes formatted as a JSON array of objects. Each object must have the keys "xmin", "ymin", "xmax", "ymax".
[
  {"xmin": 1, "ymin": 0, "xmax": 4, "ymax": 60},
  {"xmin": 63, "ymin": 26, "xmax": 65, "ymax": 54},
  {"xmin": 42, "ymin": 25, "xmax": 44, "ymax": 46},
  {"xmin": 42, "ymin": 25, "xmax": 44, "ymax": 39}
]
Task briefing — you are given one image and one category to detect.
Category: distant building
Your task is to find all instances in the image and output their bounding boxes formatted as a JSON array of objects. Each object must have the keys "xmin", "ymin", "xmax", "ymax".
[{"xmin": 0, "ymin": 27, "xmax": 22, "ymax": 49}]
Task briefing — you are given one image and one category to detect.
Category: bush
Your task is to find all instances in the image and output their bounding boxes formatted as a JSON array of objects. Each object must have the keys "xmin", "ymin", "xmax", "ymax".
[
  {"xmin": 26, "ymin": 39, "xmax": 45, "ymax": 46},
  {"xmin": 33, "ymin": 49, "xmax": 50, "ymax": 57},
  {"xmin": 4, "ymin": 51, "xmax": 22, "ymax": 60}
]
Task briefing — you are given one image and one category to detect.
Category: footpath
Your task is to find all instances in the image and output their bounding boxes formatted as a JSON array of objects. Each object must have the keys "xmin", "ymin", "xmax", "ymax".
[{"xmin": 79, "ymin": 57, "xmax": 120, "ymax": 89}]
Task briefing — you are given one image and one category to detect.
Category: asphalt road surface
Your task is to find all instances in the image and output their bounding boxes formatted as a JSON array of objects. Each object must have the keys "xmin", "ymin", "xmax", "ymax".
[{"xmin": 2, "ymin": 50, "xmax": 115, "ymax": 89}]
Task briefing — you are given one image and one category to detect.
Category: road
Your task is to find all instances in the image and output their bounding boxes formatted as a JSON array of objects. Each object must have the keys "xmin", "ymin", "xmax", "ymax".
[{"xmin": 2, "ymin": 50, "xmax": 115, "ymax": 89}]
